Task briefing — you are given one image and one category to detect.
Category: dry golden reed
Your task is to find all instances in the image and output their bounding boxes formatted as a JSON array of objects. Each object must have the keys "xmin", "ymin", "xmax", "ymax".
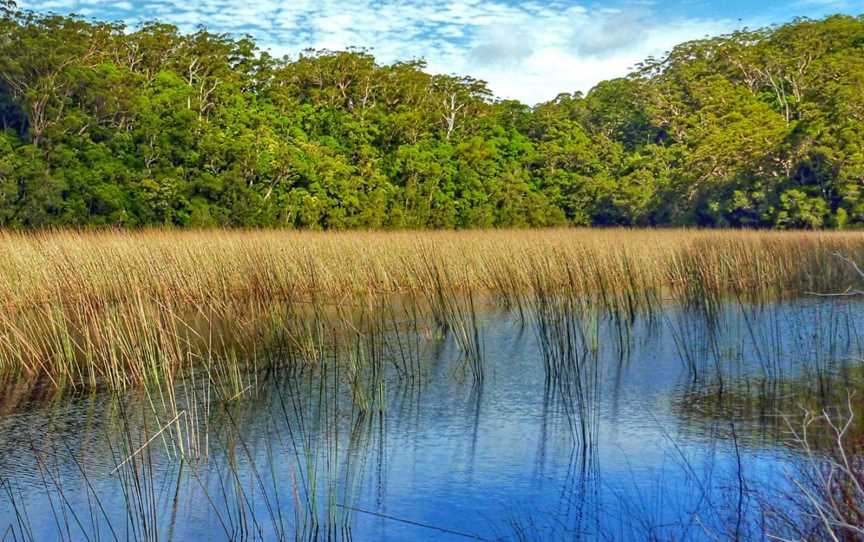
[
  {"xmin": 1, "ymin": 227, "xmax": 863, "ymax": 391},
  {"xmin": 1, "ymin": 228, "xmax": 863, "ymax": 308}
]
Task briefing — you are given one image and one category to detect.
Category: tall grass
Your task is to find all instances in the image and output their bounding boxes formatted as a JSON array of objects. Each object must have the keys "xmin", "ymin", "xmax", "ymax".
[{"xmin": 2, "ymin": 228, "xmax": 863, "ymax": 391}]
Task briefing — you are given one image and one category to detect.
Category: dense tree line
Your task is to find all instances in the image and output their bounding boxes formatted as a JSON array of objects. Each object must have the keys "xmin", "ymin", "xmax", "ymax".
[{"xmin": 0, "ymin": 4, "xmax": 862, "ymax": 228}]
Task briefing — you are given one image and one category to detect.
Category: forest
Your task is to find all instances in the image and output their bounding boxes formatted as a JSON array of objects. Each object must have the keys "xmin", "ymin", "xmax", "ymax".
[{"xmin": 0, "ymin": 3, "xmax": 862, "ymax": 229}]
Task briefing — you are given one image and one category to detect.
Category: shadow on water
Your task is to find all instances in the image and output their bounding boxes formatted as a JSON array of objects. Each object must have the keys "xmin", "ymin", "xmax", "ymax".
[{"xmin": 1, "ymin": 295, "xmax": 864, "ymax": 540}]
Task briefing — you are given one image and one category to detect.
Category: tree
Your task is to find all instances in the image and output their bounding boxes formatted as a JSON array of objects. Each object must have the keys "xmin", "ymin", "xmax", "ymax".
[{"xmin": 0, "ymin": 11, "xmax": 862, "ymax": 229}]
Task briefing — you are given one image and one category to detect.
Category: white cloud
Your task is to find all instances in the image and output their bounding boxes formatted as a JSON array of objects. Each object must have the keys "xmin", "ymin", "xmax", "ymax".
[
  {"xmin": 470, "ymin": 23, "xmax": 537, "ymax": 67},
  {"xmin": 469, "ymin": 14, "xmax": 733, "ymax": 104},
  {"xmin": 14, "ymin": 0, "xmax": 748, "ymax": 104}
]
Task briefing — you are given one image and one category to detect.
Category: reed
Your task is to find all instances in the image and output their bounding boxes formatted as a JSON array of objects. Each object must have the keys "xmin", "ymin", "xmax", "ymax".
[
  {"xmin": 1, "ymin": 228, "xmax": 863, "ymax": 391},
  {"xmin": 2, "ymin": 228, "xmax": 864, "ymax": 309}
]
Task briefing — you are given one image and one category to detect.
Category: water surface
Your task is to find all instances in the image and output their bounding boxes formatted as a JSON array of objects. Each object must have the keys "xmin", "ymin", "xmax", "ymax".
[{"xmin": 1, "ymin": 299, "xmax": 862, "ymax": 541}]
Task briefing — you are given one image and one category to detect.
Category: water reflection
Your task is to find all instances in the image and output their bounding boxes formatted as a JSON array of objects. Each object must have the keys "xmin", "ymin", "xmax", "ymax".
[{"xmin": 0, "ymin": 298, "xmax": 862, "ymax": 540}]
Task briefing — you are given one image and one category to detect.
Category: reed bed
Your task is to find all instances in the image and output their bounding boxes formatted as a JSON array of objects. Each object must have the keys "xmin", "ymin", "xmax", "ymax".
[
  {"xmin": 2, "ymin": 228, "xmax": 864, "ymax": 391},
  {"xmin": 1, "ymin": 228, "xmax": 863, "ymax": 310}
]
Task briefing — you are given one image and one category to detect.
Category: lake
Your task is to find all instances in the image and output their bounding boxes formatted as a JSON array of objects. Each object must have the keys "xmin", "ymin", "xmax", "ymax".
[{"xmin": 1, "ymin": 297, "xmax": 862, "ymax": 541}]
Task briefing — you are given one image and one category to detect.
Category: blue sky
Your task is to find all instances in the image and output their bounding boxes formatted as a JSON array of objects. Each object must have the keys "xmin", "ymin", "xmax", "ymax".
[{"xmin": 16, "ymin": 0, "xmax": 863, "ymax": 104}]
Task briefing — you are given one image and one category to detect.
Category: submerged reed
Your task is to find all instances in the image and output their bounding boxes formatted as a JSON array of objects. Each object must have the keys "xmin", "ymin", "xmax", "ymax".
[{"xmin": 1, "ymin": 256, "xmax": 864, "ymax": 541}]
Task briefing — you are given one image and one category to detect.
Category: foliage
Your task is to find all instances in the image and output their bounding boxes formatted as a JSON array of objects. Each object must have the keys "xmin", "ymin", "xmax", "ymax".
[{"xmin": 0, "ymin": 7, "xmax": 862, "ymax": 228}]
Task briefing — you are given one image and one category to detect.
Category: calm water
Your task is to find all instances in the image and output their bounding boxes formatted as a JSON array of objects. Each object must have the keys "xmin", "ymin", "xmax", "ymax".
[{"xmin": 1, "ymin": 299, "xmax": 862, "ymax": 541}]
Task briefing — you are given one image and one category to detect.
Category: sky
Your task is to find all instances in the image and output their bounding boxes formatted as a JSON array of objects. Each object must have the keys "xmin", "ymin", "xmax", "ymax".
[{"xmin": 16, "ymin": 0, "xmax": 864, "ymax": 104}]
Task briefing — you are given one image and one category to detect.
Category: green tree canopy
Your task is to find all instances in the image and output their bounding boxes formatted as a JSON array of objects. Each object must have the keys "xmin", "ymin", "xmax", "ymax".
[{"xmin": 0, "ymin": 6, "xmax": 862, "ymax": 229}]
